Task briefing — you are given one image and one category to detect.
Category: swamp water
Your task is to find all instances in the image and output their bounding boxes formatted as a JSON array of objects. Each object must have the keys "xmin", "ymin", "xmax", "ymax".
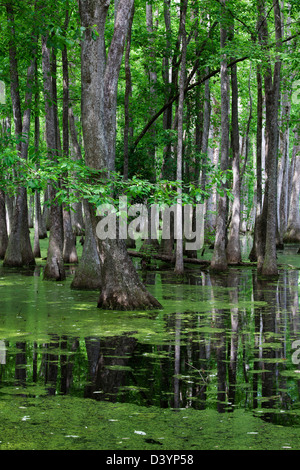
[{"xmin": 0, "ymin": 244, "xmax": 300, "ymax": 450}]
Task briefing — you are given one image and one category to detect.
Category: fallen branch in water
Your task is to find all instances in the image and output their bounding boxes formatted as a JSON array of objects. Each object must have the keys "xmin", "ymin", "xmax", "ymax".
[
  {"xmin": 128, "ymin": 249, "xmax": 208, "ymax": 265},
  {"xmin": 127, "ymin": 250, "xmax": 255, "ymax": 267}
]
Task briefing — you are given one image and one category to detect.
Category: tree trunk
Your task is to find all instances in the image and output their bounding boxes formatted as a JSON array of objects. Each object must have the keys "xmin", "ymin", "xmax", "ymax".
[
  {"xmin": 211, "ymin": 0, "xmax": 229, "ymax": 271},
  {"xmin": 28, "ymin": 195, "xmax": 34, "ymax": 229},
  {"xmin": 159, "ymin": 0, "xmax": 176, "ymax": 258},
  {"xmin": 33, "ymin": 66, "xmax": 42, "ymax": 258},
  {"xmin": 0, "ymin": 189, "xmax": 8, "ymax": 259},
  {"xmin": 249, "ymin": 66, "xmax": 263, "ymax": 262},
  {"xmin": 258, "ymin": 0, "xmax": 281, "ymax": 276},
  {"xmin": 62, "ymin": 19, "xmax": 78, "ymax": 265},
  {"xmin": 42, "ymin": 38, "xmax": 65, "ymax": 281},
  {"xmin": 200, "ymin": 66, "xmax": 211, "ymax": 190},
  {"xmin": 71, "ymin": 200, "xmax": 102, "ymax": 290},
  {"xmin": 33, "ymin": 192, "xmax": 41, "ymax": 258},
  {"xmin": 226, "ymin": 27, "xmax": 241, "ymax": 264},
  {"xmin": 277, "ymin": 10, "xmax": 292, "ymax": 246},
  {"xmin": 79, "ymin": 0, "xmax": 162, "ymax": 310},
  {"xmin": 205, "ymin": 106, "xmax": 219, "ymax": 239},
  {"xmin": 68, "ymin": 106, "xmax": 85, "ymax": 235},
  {"xmin": 68, "ymin": 106, "xmax": 101, "ymax": 289},
  {"xmin": 277, "ymin": 93, "xmax": 291, "ymax": 245},
  {"xmin": 63, "ymin": 209, "xmax": 78, "ymax": 264},
  {"xmin": 145, "ymin": 2, "xmax": 158, "ymax": 182},
  {"xmin": 3, "ymin": 4, "xmax": 35, "ymax": 268},
  {"xmin": 284, "ymin": 128, "xmax": 300, "ymax": 242},
  {"xmin": 5, "ymin": 193, "xmax": 14, "ymax": 236},
  {"xmin": 174, "ymin": 0, "xmax": 188, "ymax": 275},
  {"xmin": 123, "ymin": 4, "xmax": 134, "ymax": 180},
  {"xmin": 161, "ymin": 0, "xmax": 174, "ymax": 181},
  {"xmin": 42, "ymin": 186, "xmax": 50, "ymax": 232}
]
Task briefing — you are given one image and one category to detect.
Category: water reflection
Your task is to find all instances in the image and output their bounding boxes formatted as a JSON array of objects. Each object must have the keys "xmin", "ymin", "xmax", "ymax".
[
  {"xmin": 84, "ymin": 335, "xmax": 137, "ymax": 402},
  {"xmin": 1, "ymin": 266, "xmax": 300, "ymax": 427}
]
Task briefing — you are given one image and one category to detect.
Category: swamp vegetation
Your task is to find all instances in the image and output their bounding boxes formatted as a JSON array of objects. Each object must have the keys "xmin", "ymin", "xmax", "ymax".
[
  {"xmin": 1, "ymin": 238, "xmax": 300, "ymax": 450},
  {"xmin": 0, "ymin": 0, "xmax": 300, "ymax": 452}
]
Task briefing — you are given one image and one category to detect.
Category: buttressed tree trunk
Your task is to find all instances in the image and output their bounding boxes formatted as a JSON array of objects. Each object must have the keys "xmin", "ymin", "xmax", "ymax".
[
  {"xmin": 79, "ymin": 0, "xmax": 162, "ymax": 310},
  {"xmin": 3, "ymin": 4, "xmax": 35, "ymax": 268}
]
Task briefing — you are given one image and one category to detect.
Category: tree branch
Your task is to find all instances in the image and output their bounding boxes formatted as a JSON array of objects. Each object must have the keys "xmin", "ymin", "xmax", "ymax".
[{"xmin": 132, "ymin": 30, "xmax": 299, "ymax": 152}]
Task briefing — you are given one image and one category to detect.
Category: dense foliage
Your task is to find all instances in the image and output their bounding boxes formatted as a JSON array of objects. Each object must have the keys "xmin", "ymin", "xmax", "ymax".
[{"xmin": 0, "ymin": 0, "xmax": 299, "ymax": 289}]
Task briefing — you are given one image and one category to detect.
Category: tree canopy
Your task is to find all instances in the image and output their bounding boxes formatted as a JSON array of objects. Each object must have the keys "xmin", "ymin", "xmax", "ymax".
[{"xmin": 0, "ymin": 0, "xmax": 300, "ymax": 306}]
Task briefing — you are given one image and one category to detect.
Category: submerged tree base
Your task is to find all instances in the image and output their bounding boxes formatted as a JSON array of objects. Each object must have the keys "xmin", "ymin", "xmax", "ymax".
[
  {"xmin": 97, "ymin": 238, "xmax": 162, "ymax": 311},
  {"xmin": 3, "ymin": 189, "xmax": 35, "ymax": 268},
  {"xmin": 71, "ymin": 202, "xmax": 101, "ymax": 290},
  {"xmin": 3, "ymin": 237, "xmax": 35, "ymax": 268},
  {"xmin": 97, "ymin": 285, "xmax": 162, "ymax": 311},
  {"xmin": 260, "ymin": 258, "xmax": 279, "ymax": 277},
  {"xmin": 43, "ymin": 256, "xmax": 66, "ymax": 281},
  {"xmin": 71, "ymin": 260, "xmax": 101, "ymax": 290},
  {"xmin": 210, "ymin": 254, "xmax": 228, "ymax": 272},
  {"xmin": 283, "ymin": 227, "xmax": 300, "ymax": 243},
  {"xmin": 71, "ymin": 272, "xmax": 101, "ymax": 290}
]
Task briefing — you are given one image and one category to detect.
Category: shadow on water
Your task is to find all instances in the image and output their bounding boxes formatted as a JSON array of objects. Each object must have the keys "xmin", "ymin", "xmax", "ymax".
[{"xmin": 1, "ymin": 251, "xmax": 300, "ymax": 448}]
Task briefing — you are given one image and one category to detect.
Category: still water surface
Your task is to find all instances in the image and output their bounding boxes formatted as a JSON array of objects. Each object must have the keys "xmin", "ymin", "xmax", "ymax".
[{"xmin": 1, "ymin": 246, "xmax": 300, "ymax": 450}]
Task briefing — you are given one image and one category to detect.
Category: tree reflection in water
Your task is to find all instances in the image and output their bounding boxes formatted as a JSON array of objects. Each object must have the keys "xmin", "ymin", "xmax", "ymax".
[{"xmin": 1, "ymin": 268, "xmax": 300, "ymax": 426}]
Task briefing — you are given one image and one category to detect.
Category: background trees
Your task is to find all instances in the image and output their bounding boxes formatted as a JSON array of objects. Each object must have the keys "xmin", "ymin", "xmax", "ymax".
[{"xmin": 0, "ymin": 0, "xmax": 299, "ymax": 307}]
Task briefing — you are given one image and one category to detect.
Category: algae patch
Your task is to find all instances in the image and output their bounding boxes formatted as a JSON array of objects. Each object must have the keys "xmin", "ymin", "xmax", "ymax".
[{"xmin": 0, "ymin": 396, "xmax": 300, "ymax": 450}]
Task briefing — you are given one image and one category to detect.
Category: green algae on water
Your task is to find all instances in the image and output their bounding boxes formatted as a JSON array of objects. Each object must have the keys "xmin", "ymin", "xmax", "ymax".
[{"xmin": 0, "ymin": 396, "xmax": 300, "ymax": 450}]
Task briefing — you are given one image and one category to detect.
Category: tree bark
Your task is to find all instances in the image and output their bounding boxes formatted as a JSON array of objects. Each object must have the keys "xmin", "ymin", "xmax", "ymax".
[
  {"xmin": 145, "ymin": 2, "xmax": 158, "ymax": 183},
  {"xmin": 210, "ymin": 0, "xmax": 229, "ymax": 271},
  {"xmin": 174, "ymin": 0, "xmax": 188, "ymax": 275},
  {"xmin": 33, "ymin": 77, "xmax": 41, "ymax": 258},
  {"xmin": 79, "ymin": 0, "xmax": 162, "ymax": 309},
  {"xmin": 284, "ymin": 128, "xmax": 300, "ymax": 242},
  {"xmin": 123, "ymin": 4, "xmax": 134, "ymax": 180},
  {"xmin": 5, "ymin": 192, "xmax": 14, "ymax": 236},
  {"xmin": 205, "ymin": 101, "xmax": 219, "ymax": 239},
  {"xmin": 0, "ymin": 189, "xmax": 8, "ymax": 259},
  {"xmin": 71, "ymin": 200, "xmax": 102, "ymax": 290},
  {"xmin": 68, "ymin": 106, "xmax": 85, "ymax": 235},
  {"xmin": 277, "ymin": 90, "xmax": 291, "ymax": 245},
  {"xmin": 68, "ymin": 105, "xmax": 101, "ymax": 289},
  {"xmin": 226, "ymin": 25, "xmax": 241, "ymax": 264},
  {"xmin": 249, "ymin": 66, "xmax": 263, "ymax": 262},
  {"xmin": 3, "ymin": 4, "xmax": 35, "ymax": 267},
  {"xmin": 161, "ymin": 0, "xmax": 174, "ymax": 181},
  {"xmin": 62, "ymin": 15, "xmax": 78, "ymax": 264},
  {"xmin": 42, "ymin": 38, "xmax": 65, "ymax": 280},
  {"xmin": 257, "ymin": 0, "xmax": 281, "ymax": 276},
  {"xmin": 277, "ymin": 9, "xmax": 292, "ymax": 246},
  {"xmin": 200, "ymin": 66, "xmax": 211, "ymax": 190}
]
